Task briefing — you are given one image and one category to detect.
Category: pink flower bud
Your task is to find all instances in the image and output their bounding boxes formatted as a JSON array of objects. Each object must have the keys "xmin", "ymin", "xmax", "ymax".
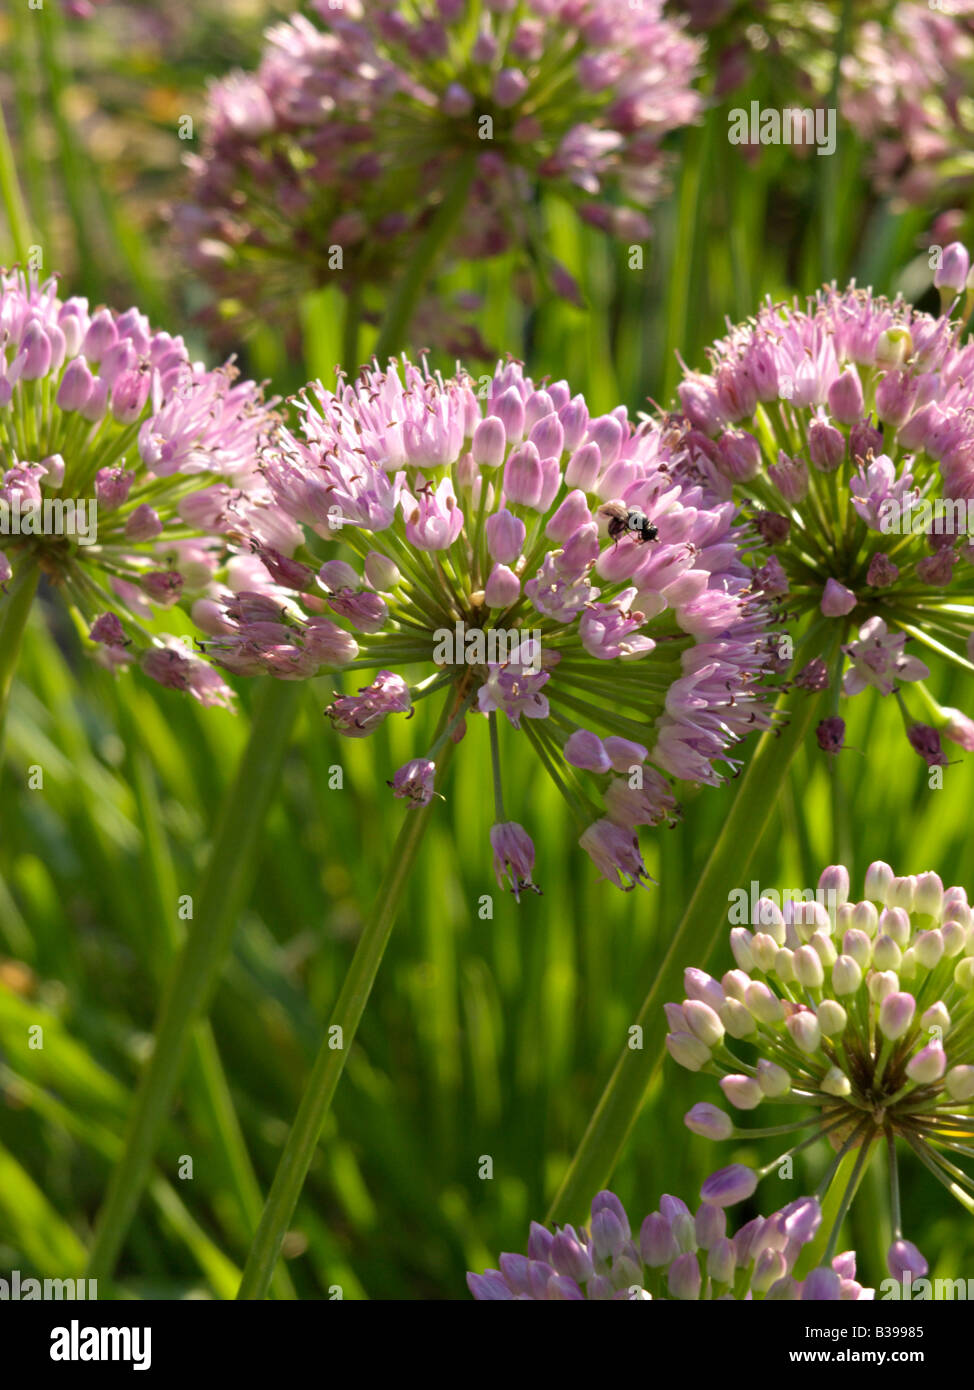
[
  {"xmin": 684, "ymin": 1102, "xmax": 733, "ymax": 1140},
  {"xmin": 56, "ymin": 356, "xmax": 94, "ymax": 412},
  {"xmin": 720, "ymin": 1074, "xmax": 762, "ymax": 1110},
  {"xmin": 808, "ymin": 419, "xmax": 844, "ymax": 472},
  {"xmin": 472, "ymin": 415, "xmax": 506, "ymax": 468},
  {"xmin": 906, "ymin": 1041, "xmax": 945, "ymax": 1084},
  {"xmin": 934, "ymin": 242, "xmax": 970, "ymax": 293},
  {"xmin": 820, "ymin": 578, "xmax": 856, "ymax": 617},
  {"xmin": 700, "ymin": 1164, "xmax": 757, "ymax": 1208},
  {"xmin": 485, "ymin": 507, "xmax": 525, "ymax": 563},
  {"xmin": 484, "ymin": 563, "xmax": 520, "ymax": 607},
  {"xmin": 124, "ymin": 504, "xmax": 162, "ymax": 541},
  {"xmin": 503, "ymin": 442, "xmax": 543, "ymax": 507},
  {"xmin": 493, "ymin": 68, "xmax": 528, "ymax": 107},
  {"xmin": 563, "ymin": 729, "xmax": 610, "ymax": 773},
  {"xmin": 827, "ymin": 367, "xmax": 864, "ymax": 424}
]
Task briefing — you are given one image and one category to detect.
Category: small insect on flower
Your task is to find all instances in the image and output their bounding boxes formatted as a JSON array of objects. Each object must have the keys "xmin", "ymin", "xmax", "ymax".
[
  {"xmin": 216, "ymin": 354, "xmax": 778, "ymax": 896},
  {"xmin": 599, "ymin": 501, "xmax": 659, "ymax": 546}
]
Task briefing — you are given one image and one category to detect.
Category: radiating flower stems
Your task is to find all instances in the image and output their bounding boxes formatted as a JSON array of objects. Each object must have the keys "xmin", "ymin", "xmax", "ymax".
[
  {"xmin": 86, "ymin": 678, "xmax": 303, "ymax": 1284},
  {"xmin": 0, "ymin": 98, "xmax": 31, "ymax": 265},
  {"xmin": 546, "ymin": 675, "xmax": 829, "ymax": 1227},
  {"xmin": 236, "ymin": 692, "xmax": 460, "ymax": 1300},
  {"xmin": 372, "ymin": 158, "xmax": 475, "ymax": 361},
  {"xmin": 0, "ymin": 557, "xmax": 39, "ymax": 759}
]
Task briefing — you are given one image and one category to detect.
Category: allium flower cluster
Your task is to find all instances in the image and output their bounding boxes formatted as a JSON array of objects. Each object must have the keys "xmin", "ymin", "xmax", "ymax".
[
  {"xmin": 841, "ymin": 3, "xmax": 974, "ymax": 204},
  {"xmin": 673, "ymin": 267, "xmax": 974, "ymax": 764},
  {"xmin": 203, "ymin": 353, "xmax": 776, "ymax": 894},
  {"xmin": 176, "ymin": 0, "xmax": 702, "ymax": 340},
  {"xmin": 676, "ymin": 3, "xmax": 974, "ymax": 203},
  {"xmin": 669, "ymin": 863, "xmax": 974, "ymax": 1273},
  {"xmin": 0, "ymin": 269, "xmax": 299, "ymax": 705},
  {"xmin": 467, "ymin": 1185, "xmax": 872, "ymax": 1299}
]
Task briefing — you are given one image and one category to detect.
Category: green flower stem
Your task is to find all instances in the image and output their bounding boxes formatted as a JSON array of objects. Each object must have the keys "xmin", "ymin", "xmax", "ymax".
[
  {"xmin": 86, "ymin": 679, "xmax": 303, "ymax": 1283},
  {"xmin": 546, "ymin": 680, "xmax": 828, "ymax": 1226},
  {"xmin": 236, "ymin": 709, "xmax": 458, "ymax": 1299},
  {"xmin": 372, "ymin": 158, "xmax": 475, "ymax": 360},
  {"xmin": 662, "ymin": 117, "xmax": 712, "ymax": 404},
  {"xmin": 0, "ymin": 555, "xmax": 39, "ymax": 753},
  {"xmin": 0, "ymin": 97, "xmax": 32, "ymax": 264},
  {"xmin": 819, "ymin": 0, "xmax": 855, "ymax": 281},
  {"xmin": 342, "ymin": 283, "xmax": 363, "ymax": 373},
  {"xmin": 795, "ymin": 1144, "xmax": 872, "ymax": 1279},
  {"xmin": 111, "ymin": 683, "xmax": 295, "ymax": 1299},
  {"xmin": 36, "ymin": 3, "xmax": 97, "ymax": 291}
]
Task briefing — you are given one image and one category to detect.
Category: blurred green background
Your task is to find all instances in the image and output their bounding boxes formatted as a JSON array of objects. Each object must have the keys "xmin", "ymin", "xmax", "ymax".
[{"xmin": 1, "ymin": 0, "xmax": 973, "ymax": 1298}]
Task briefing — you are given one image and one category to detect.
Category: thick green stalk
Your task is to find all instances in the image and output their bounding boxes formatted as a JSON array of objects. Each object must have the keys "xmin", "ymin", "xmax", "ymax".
[
  {"xmin": 818, "ymin": 0, "xmax": 855, "ymax": 281},
  {"xmin": 372, "ymin": 159, "xmax": 475, "ymax": 360},
  {"xmin": 342, "ymin": 284, "xmax": 362, "ymax": 372},
  {"xmin": 0, "ymin": 98, "xmax": 32, "ymax": 264},
  {"xmin": 36, "ymin": 3, "xmax": 97, "ymax": 293},
  {"xmin": 236, "ymin": 731, "xmax": 457, "ymax": 1299},
  {"xmin": 0, "ymin": 555, "xmax": 39, "ymax": 754},
  {"xmin": 86, "ymin": 679, "xmax": 303, "ymax": 1282},
  {"xmin": 546, "ymin": 682, "xmax": 827, "ymax": 1225},
  {"xmin": 661, "ymin": 118, "xmax": 711, "ymax": 403},
  {"xmin": 113, "ymin": 686, "xmax": 295, "ymax": 1299}
]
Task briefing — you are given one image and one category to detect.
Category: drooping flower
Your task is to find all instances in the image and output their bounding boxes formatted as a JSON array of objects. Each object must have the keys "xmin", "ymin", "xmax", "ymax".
[
  {"xmin": 0, "ymin": 269, "xmax": 298, "ymax": 705},
  {"xmin": 175, "ymin": 0, "xmax": 703, "ymax": 345},
  {"xmin": 202, "ymin": 353, "xmax": 777, "ymax": 893},
  {"xmin": 668, "ymin": 862, "xmax": 974, "ymax": 1259},
  {"xmin": 467, "ymin": 1185, "xmax": 872, "ymax": 1300},
  {"xmin": 671, "ymin": 266, "xmax": 974, "ymax": 764}
]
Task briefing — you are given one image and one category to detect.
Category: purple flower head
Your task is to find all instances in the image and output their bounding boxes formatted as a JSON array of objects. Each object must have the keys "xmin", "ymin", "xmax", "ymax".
[
  {"xmin": 176, "ymin": 1, "xmax": 703, "ymax": 347},
  {"xmin": 674, "ymin": 275, "xmax": 974, "ymax": 765},
  {"xmin": 669, "ymin": 858, "xmax": 974, "ymax": 1242},
  {"xmin": 469, "ymin": 1186, "xmax": 868, "ymax": 1301},
  {"xmin": 248, "ymin": 354, "xmax": 775, "ymax": 895},
  {"xmin": 0, "ymin": 269, "xmax": 291, "ymax": 707}
]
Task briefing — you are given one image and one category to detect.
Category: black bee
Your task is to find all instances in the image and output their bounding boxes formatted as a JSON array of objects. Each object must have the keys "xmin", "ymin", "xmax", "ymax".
[{"xmin": 600, "ymin": 501, "xmax": 659, "ymax": 546}]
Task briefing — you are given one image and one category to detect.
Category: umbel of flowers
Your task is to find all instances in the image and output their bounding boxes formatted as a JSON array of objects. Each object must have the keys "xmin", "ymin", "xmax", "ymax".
[
  {"xmin": 198, "ymin": 353, "xmax": 777, "ymax": 895},
  {"xmin": 0, "ymin": 269, "xmax": 299, "ymax": 705},
  {"xmin": 672, "ymin": 256, "xmax": 974, "ymax": 766},
  {"xmin": 467, "ymin": 1183, "xmax": 872, "ymax": 1299},
  {"xmin": 176, "ymin": 0, "xmax": 702, "ymax": 342},
  {"xmin": 668, "ymin": 862, "xmax": 974, "ymax": 1280},
  {"xmin": 679, "ymin": 2, "xmax": 974, "ymax": 206}
]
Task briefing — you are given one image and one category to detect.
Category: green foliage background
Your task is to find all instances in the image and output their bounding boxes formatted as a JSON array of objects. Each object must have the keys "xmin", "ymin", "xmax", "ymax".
[{"xmin": 0, "ymin": 0, "xmax": 972, "ymax": 1298}]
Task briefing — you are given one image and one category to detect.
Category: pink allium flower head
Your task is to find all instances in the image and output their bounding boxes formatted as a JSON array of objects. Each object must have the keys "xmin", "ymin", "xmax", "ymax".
[
  {"xmin": 0, "ymin": 270, "xmax": 293, "ymax": 706},
  {"xmin": 672, "ymin": 272, "xmax": 974, "ymax": 765},
  {"xmin": 231, "ymin": 354, "xmax": 777, "ymax": 894},
  {"xmin": 176, "ymin": 1, "xmax": 703, "ymax": 344},
  {"xmin": 668, "ymin": 859, "xmax": 974, "ymax": 1252},
  {"xmin": 467, "ymin": 1185, "xmax": 870, "ymax": 1300},
  {"xmin": 841, "ymin": 6, "xmax": 974, "ymax": 205},
  {"xmin": 685, "ymin": 2, "xmax": 974, "ymax": 205}
]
